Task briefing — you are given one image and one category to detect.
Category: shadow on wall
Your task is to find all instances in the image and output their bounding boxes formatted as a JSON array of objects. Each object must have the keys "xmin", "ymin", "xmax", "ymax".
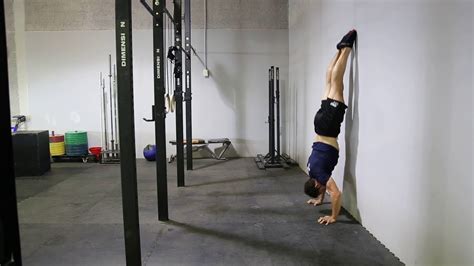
[
  {"xmin": 279, "ymin": 79, "xmax": 292, "ymax": 159},
  {"xmin": 211, "ymin": 63, "xmax": 238, "ymax": 111},
  {"xmin": 211, "ymin": 51, "xmax": 246, "ymax": 154},
  {"xmin": 342, "ymin": 41, "xmax": 361, "ymax": 222}
]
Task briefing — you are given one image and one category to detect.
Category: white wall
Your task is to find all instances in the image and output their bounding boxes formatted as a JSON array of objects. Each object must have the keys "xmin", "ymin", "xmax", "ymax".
[
  {"xmin": 14, "ymin": 0, "xmax": 288, "ymax": 158},
  {"xmin": 12, "ymin": 0, "xmax": 29, "ymax": 117},
  {"xmin": 288, "ymin": 0, "xmax": 473, "ymax": 265},
  {"xmin": 24, "ymin": 29, "xmax": 288, "ymax": 157}
]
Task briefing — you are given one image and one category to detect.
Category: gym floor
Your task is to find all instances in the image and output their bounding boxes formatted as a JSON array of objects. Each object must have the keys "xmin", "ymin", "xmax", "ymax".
[{"xmin": 16, "ymin": 158, "xmax": 403, "ymax": 265}]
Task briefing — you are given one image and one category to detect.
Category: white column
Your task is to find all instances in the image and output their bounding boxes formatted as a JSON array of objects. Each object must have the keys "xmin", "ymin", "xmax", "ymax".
[{"xmin": 13, "ymin": 0, "xmax": 29, "ymax": 121}]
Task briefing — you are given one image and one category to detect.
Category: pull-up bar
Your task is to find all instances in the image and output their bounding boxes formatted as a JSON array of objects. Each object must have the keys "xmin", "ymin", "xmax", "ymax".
[
  {"xmin": 141, "ymin": 0, "xmax": 198, "ymax": 61},
  {"xmin": 140, "ymin": 0, "xmax": 186, "ymax": 188}
]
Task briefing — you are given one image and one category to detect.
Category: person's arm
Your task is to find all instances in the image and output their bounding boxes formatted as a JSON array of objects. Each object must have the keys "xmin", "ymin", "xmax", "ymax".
[{"xmin": 317, "ymin": 178, "xmax": 341, "ymax": 225}]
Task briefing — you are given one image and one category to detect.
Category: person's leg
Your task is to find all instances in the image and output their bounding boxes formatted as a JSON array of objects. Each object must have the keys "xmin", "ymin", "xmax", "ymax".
[
  {"xmin": 322, "ymin": 51, "xmax": 341, "ymax": 100},
  {"xmin": 328, "ymin": 47, "xmax": 351, "ymax": 103}
]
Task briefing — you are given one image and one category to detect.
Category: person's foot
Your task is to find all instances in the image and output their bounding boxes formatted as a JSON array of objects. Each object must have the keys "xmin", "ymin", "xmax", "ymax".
[{"xmin": 337, "ymin": 29, "xmax": 357, "ymax": 50}]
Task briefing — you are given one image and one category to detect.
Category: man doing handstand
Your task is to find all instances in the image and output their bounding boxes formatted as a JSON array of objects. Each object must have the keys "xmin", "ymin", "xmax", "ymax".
[{"xmin": 304, "ymin": 29, "xmax": 357, "ymax": 225}]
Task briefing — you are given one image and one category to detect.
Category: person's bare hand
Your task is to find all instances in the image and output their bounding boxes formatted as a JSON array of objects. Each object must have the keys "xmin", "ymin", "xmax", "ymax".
[
  {"xmin": 318, "ymin": 216, "xmax": 336, "ymax": 225},
  {"xmin": 306, "ymin": 198, "xmax": 322, "ymax": 206}
]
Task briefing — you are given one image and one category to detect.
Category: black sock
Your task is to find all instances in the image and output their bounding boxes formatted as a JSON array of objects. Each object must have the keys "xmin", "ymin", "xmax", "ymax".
[{"xmin": 337, "ymin": 30, "xmax": 357, "ymax": 50}]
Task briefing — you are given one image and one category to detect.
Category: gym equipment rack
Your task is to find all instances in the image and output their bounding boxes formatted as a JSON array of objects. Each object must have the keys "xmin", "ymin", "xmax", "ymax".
[{"xmin": 256, "ymin": 66, "xmax": 294, "ymax": 169}]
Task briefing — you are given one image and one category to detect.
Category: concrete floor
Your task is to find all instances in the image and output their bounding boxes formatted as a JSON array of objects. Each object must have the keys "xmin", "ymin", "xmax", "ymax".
[{"xmin": 16, "ymin": 158, "xmax": 403, "ymax": 266}]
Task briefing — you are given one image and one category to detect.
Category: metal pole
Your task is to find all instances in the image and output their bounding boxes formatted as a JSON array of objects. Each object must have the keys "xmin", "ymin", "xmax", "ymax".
[
  {"xmin": 276, "ymin": 67, "xmax": 281, "ymax": 158},
  {"xmin": 269, "ymin": 66, "xmax": 275, "ymax": 163},
  {"xmin": 174, "ymin": 0, "xmax": 185, "ymax": 187},
  {"xmin": 0, "ymin": 1, "xmax": 22, "ymax": 264},
  {"xmin": 184, "ymin": 0, "xmax": 193, "ymax": 171},
  {"xmin": 113, "ymin": 65, "xmax": 120, "ymax": 152},
  {"xmin": 109, "ymin": 54, "xmax": 115, "ymax": 152},
  {"xmin": 102, "ymin": 74, "xmax": 109, "ymax": 152},
  {"xmin": 115, "ymin": 0, "xmax": 142, "ymax": 264},
  {"xmin": 267, "ymin": 68, "xmax": 272, "ymax": 158},
  {"xmin": 153, "ymin": 0, "xmax": 169, "ymax": 221},
  {"xmin": 100, "ymin": 72, "xmax": 105, "ymax": 149}
]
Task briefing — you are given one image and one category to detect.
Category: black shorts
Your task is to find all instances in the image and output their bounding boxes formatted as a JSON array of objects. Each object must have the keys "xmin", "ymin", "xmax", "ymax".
[{"xmin": 314, "ymin": 98, "xmax": 347, "ymax": 138}]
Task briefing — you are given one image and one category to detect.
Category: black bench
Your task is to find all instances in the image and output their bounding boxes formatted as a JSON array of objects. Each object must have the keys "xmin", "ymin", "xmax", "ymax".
[{"xmin": 169, "ymin": 138, "xmax": 231, "ymax": 163}]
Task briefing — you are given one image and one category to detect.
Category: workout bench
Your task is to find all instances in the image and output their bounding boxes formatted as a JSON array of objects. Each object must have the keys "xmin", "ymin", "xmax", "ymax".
[{"xmin": 169, "ymin": 138, "xmax": 231, "ymax": 163}]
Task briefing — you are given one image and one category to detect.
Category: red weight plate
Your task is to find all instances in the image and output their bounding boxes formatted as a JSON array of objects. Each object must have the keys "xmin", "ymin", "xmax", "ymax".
[{"xmin": 49, "ymin": 135, "xmax": 65, "ymax": 143}]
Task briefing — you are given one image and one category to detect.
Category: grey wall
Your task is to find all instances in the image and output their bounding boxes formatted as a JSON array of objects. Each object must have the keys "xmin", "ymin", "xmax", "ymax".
[
  {"xmin": 288, "ymin": 0, "xmax": 473, "ymax": 265},
  {"xmin": 190, "ymin": 0, "xmax": 288, "ymax": 29},
  {"xmin": 25, "ymin": 0, "xmax": 288, "ymax": 31}
]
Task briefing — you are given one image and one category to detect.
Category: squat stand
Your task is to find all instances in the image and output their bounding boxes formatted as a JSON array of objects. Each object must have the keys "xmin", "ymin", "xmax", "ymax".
[{"xmin": 256, "ymin": 66, "xmax": 292, "ymax": 169}]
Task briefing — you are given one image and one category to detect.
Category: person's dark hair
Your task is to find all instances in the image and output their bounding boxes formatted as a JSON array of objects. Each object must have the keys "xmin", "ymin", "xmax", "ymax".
[{"xmin": 304, "ymin": 178, "xmax": 320, "ymax": 198}]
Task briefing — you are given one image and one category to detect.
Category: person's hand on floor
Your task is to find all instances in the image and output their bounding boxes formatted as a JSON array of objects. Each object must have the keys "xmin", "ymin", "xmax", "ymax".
[
  {"xmin": 307, "ymin": 198, "xmax": 322, "ymax": 206},
  {"xmin": 318, "ymin": 215, "xmax": 336, "ymax": 225}
]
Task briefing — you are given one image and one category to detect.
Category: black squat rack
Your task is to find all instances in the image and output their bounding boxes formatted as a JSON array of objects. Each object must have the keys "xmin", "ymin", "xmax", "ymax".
[{"xmin": 256, "ymin": 66, "xmax": 293, "ymax": 169}]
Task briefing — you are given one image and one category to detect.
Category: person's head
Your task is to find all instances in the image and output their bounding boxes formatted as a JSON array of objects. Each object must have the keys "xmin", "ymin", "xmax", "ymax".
[{"xmin": 304, "ymin": 178, "xmax": 321, "ymax": 198}]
